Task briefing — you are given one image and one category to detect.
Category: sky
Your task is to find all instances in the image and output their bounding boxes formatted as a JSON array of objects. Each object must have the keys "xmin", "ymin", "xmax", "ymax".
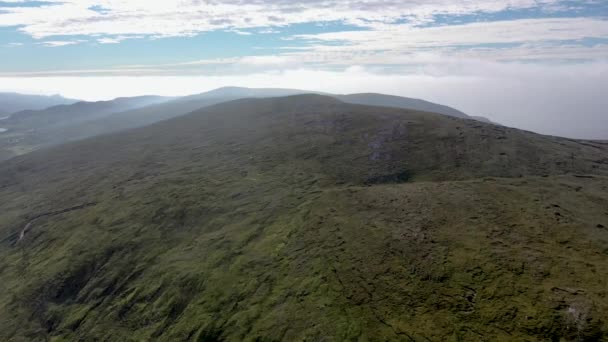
[{"xmin": 0, "ymin": 0, "xmax": 607, "ymax": 139}]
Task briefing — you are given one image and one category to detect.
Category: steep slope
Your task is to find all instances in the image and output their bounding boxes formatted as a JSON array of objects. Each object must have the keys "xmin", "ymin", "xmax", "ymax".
[
  {"xmin": 0, "ymin": 95, "xmax": 607, "ymax": 341},
  {"xmin": 0, "ymin": 93, "xmax": 77, "ymax": 114}
]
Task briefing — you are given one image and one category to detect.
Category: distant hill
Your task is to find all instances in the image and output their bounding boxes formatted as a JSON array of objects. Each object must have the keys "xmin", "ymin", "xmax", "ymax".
[
  {"xmin": 0, "ymin": 88, "xmax": 321, "ymax": 159},
  {"xmin": 0, "ymin": 93, "xmax": 77, "ymax": 114},
  {"xmin": 336, "ymin": 93, "xmax": 469, "ymax": 119},
  {"xmin": 182, "ymin": 87, "xmax": 475, "ymax": 120},
  {"xmin": 178, "ymin": 86, "xmax": 317, "ymax": 102},
  {"xmin": 63, "ymin": 87, "xmax": 484, "ymax": 135},
  {"xmin": 0, "ymin": 95, "xmax": 607, "ymax": 340},
  {"xmin": 0, "ymin": 87, "xmax": 495, "ymax": 162},
  {"xmin": 0, "ymin": 96, "xmax": 172, "ymax": 159},
  {"xmin": 3, "ymin": 96, "xmax": 172, "ymax": 131},
  {"xmin": 6, "ymin": 93, "xmax": 257, "ymax": 153}
]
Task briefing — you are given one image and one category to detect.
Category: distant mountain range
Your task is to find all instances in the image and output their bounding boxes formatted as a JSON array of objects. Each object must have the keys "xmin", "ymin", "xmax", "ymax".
[
  {"xmin": 179, "ymin": 87, "xmax": 479, "ymax": 120},
  {"xmin": 0, "ymin": 93, "xmax": 77, "ymax": 115},
  {"xmin": 0, "ymin": 87, "xmax": 497, "ymax": 161},
  {"xmin": 3, "ymin": 96, "xmax": 172, "ymax": 131}
]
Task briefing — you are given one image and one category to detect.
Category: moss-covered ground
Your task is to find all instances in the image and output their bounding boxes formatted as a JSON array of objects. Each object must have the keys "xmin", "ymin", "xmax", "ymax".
[{"xmin": 0, "ymin": 95, "xmax": 607, "ymax": 341}]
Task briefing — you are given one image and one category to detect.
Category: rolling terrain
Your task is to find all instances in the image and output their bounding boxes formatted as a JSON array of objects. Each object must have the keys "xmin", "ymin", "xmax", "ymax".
[
  {"xmin": 0, "ymin": 95, "xmax": 607, "ymax": 340},
  {"xmin": 3, "ymin": 96, "xmax": 171, "ymax": 131},
  {"xmin": 0, "ymin": 96, "xmax": 171, "ymax": 159},
  {"xmin": 0, "ymin": 87, "xmax": 493, "ymax": 162}
]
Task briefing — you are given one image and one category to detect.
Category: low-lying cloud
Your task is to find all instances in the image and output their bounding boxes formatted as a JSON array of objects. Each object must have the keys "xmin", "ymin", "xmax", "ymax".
[{"xmin": 1, "ymin": 61, "xmax": 606, "ymax": 139}]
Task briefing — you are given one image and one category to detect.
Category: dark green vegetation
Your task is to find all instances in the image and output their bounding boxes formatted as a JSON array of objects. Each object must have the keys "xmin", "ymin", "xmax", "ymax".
[
  {"xmin": 0, "ymin": 87, "xmax": 493, "ymax": 162},
  {"xmin": 1, "ymin": 95, "xmax": 607, "ymax": 341}
]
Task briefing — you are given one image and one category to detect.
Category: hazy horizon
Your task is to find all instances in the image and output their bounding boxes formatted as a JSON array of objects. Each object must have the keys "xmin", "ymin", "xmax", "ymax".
[{"xmin": 1, "ymin": 1, "xmax": 607, "ymax": 139}]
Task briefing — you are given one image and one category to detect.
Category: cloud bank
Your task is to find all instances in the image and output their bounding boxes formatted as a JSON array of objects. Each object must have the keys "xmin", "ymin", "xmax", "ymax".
[
  {"xmin": 0, "ymin": 0, "xmax": 606, "ymax": 139},
  {"xmin": 0, "ymin": 0, "xmax": 575, "ymax": 39},
  {"xmin": 1, "ymin": 61, "xmax": 606, "ymax": 139}
]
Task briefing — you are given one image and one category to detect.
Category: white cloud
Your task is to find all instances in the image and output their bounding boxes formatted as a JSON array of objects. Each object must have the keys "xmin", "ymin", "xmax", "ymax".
[
  {"xmin": 1, "ymin": 1, "xmax": 606, "ymax": 140},
  {"xmin": 37, "ymin": 40, "xmax": 86, "ymax": 47},
  {"xmin": 294, "ymin": 17, "xmax": 608, "ymax": 52},
  {"xmin": 269, "ymin": 17, "xmax": 608, "ymax": 71},
  {"xmin": 0, "ymin": 0, "xmax": 569, "ymax": 39},
  {"xmin": 1, "ymin": 62, "xmax": 606, "ymax": 139},
  {"xmin": 1, "ymin": 1, "xmax": 604, "ymax": 70},
  {"xmin": 97, "ymin": 37, "xmax": 121, "ymax": 44},
  {"xmin": 96, "ymin": 35, "xmax": 144, "ymax": 44},
  {"xmin": 0, "ymin": 15, "xmax": 602, "ymax": 77},
  {"xmin": 230, "ymin": 30, "xmax": 253, "ymax": 36}
]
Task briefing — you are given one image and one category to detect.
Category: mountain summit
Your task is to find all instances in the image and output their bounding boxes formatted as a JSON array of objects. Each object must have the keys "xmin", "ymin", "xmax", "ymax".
[{"xmin": 0, "ymin": 88, "xmax": 491, "ymax": 162}]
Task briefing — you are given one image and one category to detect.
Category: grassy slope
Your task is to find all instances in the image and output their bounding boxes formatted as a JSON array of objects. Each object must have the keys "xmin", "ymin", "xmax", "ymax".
[
  {"xmin": 0, "ymin": 95, "xmax": 607, "ymax": 341},
  {"xmin": 0, "ymin": 88, "xmax": 478, "ymax": 163}
]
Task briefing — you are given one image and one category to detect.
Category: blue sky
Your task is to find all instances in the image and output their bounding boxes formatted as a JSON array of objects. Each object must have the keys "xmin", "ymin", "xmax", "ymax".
[
  {"xmin": 0, "ymin": 21, "xmax": 368, "ymax": 72},
  {"xmin": 0, "ymin": 0, "xmax": 606, "ymax": 75},
  {"xmin": 0, "ymin": 1, "xmax": 607, "ymax": 139}
]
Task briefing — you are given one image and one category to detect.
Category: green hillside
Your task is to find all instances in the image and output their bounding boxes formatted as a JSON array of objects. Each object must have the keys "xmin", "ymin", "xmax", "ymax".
[
  {"xmin": 0, "ymin": 87, "xmax": 490, "ymax": 163},
  {"xmin": 0, "ymin": 95, "xmax": 607, "ymax": 341}
]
